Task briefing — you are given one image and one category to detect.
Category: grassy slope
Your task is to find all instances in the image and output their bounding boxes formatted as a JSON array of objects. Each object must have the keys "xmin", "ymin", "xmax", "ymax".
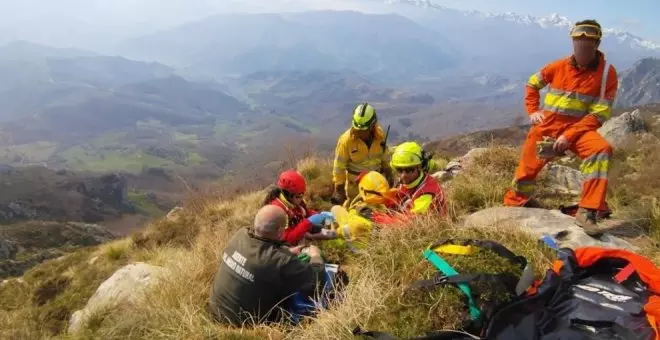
[{"xmin": 1, "ymin": 131, "xmax": 659, "ymax": 339}]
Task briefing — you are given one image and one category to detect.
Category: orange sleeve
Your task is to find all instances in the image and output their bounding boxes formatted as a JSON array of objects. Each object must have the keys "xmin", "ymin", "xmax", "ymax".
[
  {"xmin": 525, "ymin": 62, "xmax": 555, "ymax": 114},
  {"xmin": 562, "ymin": 65, "xmax": 618, "ymax": 143}
]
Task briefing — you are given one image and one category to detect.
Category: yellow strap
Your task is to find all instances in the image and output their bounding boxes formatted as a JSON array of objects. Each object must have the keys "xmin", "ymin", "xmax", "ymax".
[{"xmin": 431, "ymin": 244, "xmax": 477, "ymax": 256}]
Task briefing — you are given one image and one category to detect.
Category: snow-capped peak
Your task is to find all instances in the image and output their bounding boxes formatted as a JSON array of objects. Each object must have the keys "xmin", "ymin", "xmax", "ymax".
[
  {"xmin": 376, "ymin": 0, "xmax": 660, "ymax": 50},
  {"xmin": 380, "ymin": 0, "xmax": 440, "ymax": 9}
]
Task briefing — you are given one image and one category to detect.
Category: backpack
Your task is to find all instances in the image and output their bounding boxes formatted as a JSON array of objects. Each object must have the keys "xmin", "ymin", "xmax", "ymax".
[
  {"xmin": 354, "ymin": 245, "xmax": 660, "ymax": 340},
  {"xmin": 479, "ymin": 247, "xmax": 660, "ymax": 340}
]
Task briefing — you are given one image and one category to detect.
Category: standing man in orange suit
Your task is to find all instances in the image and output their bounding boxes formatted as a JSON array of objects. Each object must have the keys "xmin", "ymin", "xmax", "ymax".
[{"xmin": 504, "ymin": 19, "xmax": 618, "ymax": 236}]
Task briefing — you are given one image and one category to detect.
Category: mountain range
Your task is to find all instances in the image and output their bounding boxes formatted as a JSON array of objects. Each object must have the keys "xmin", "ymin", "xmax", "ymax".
[
  {"xmin": 0, "ymin": 5, "xmax": 659, "ymax": 180},
  {"xmin": 113, "ymin": 2, "xmax": 660, "ymax": 82},
  {"xmin": 616, "ymin": 57, "xmax": 660, "ymax": 108},
  {"xmin": 0, "ymin": 2, "xmax": 659, "ymax": 244}
]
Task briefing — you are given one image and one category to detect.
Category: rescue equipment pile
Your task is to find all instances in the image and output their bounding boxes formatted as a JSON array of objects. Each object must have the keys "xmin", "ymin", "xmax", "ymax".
[{"xmin": 354, "ymin": 240, "xmax": 660, "ymax": 340}]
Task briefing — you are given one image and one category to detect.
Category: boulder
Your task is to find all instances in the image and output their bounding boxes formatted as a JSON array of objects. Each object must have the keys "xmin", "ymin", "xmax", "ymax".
[
  {"xmin": 431, "ymin": 170, "xmax": 454, "ymax": 182},
  {"xmin": 430, "ymin": 149, "xmax": 487, "ymax": 182},
  {"xmin": 0, "ymin": 238, "xmax": 17, "ymax": 260},
  {"xmin": 461, "ymin": 148, "xmax": 490, "ymax": 167},
  {"xmin": 166, "ymin": 206, "xmax": 185, "ymax": 221},
  {"xmin": 68, "ymin": 262, "xmax": 166, "ymax": 334},
  {"xmin": 464, "ymin": 207, "xmax": 636, "ymax": 250},
  {"xmin": 597, "ymin": 109, "xmax": 647, "ymax": 148},
  {"xmin": 546, "ymin": 164, "xmax": 584, "ymax": 195}
]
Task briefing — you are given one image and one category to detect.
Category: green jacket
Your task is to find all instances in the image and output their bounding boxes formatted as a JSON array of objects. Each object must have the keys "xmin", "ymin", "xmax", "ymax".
[{"xmin": 208, "ymin": 227, "xmax": 325, "ymax": 325}]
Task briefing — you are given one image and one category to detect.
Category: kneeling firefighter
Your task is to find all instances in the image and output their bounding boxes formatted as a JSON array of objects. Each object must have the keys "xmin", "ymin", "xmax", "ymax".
[
  {"xmin": 390, "ymin": 141, "xmax": 447, "ymax": 217},
  {"xmin": 331, "ymin": 103, "xmax": 393, "ymax": 208}
]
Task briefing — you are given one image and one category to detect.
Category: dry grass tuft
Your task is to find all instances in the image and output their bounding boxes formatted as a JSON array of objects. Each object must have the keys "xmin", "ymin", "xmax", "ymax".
[
  {"xmin": 298, "ymin": 157, "xmax": 335, "ymax": 211},
  {"xmin": 446, "ymin": 145, "xmax": 520, "ymax": 215}
]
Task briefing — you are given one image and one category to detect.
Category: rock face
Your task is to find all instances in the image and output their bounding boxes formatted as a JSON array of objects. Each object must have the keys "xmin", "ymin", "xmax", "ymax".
[
  {"xmin": 0, "ymin": 221, "xmax": 115, "ymax": 278},
  {"xmin": 615, "ymin": 57, "xmax": 660, "ymax": 108},
  {"xmin": 68, "ymin": 262, "xmax": 165, "ymax": 334},
  {"xmin": 166, "ymin": 206, "xmax": 184, "ymax": 221},
  {"xmin": 546, "ymin": 164, "xmax": 584, "ymax": 195},
  {"xmin": 0, "ymin": 238, "xmax": 17, "ymax": 260},
  {"xmin": 0, "ymin": 168, "xmax": 134, "ymax": 224},
  {"xmin": 464, "ymin": 207, "xmax": 636, "ymax": 250},
  {"xmin": 597, "ymin": 109, "xmax": 647, "ymax": 148}
]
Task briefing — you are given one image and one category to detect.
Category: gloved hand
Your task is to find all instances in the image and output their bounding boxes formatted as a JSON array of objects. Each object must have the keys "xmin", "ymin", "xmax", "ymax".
[
  {"xmin": 307, "ymin": 211, "xmax": 334, "ymax": 226},
  {"xmin": 331, "ymin": 184, "xmax": 347, "ymax": 205},
  {"xmin": 320, "ymin": 229, "xmax": 337, "ymax": 238}
]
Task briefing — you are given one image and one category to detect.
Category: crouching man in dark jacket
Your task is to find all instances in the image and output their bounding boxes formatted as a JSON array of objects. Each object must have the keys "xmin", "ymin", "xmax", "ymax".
[{"xmin": 209, "ymin": 205, "xmax": 326, "ymax": 326}]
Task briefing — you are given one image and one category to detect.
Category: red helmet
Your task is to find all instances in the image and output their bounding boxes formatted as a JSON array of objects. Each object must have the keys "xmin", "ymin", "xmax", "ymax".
[{"xmin": 277, "ymin": 169, "xmax": 306, "ymax": 195}]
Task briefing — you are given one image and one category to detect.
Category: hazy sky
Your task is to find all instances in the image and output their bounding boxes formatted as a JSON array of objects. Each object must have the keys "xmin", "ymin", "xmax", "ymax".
[{"xmin": 0, "ymin": 0, "xmax": 657, "ymax": 50}]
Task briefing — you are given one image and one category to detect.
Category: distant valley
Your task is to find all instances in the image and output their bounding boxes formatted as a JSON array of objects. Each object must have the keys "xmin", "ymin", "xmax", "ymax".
[{"xmin": 0, "ymin": 7, "xmax": 659, "ymax": 238}]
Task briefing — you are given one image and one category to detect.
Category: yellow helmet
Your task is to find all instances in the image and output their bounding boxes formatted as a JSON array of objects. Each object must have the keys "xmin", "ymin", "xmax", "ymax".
[
  {"xmin": 358, "ymin": 171, "xmax": 396, "ymax": 205},
  {"xmin": 390, "ymin": 141, "xmax": 424, "ymax": 168},
  {"xmin": 352, "ymin": 103, "xmax": 377, "ymax": 130}
]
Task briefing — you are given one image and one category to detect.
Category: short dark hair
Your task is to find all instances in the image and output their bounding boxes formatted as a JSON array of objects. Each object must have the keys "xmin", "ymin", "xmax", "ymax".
[{"xmin": 575, "ymin": 19, "xmax": 601, "ymax": 29}]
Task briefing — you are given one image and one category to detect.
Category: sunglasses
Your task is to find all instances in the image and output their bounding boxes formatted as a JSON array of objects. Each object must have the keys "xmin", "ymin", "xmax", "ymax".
[
  {"xmin": 570, "ymin": 24, "xmax": 602, "ymax": 39},
  {"xmin": 353, "ymin": 121, "xmax": 375, "ymax": 130},
  {"xmin": 395, "ymin": 167, "xmax": 417, "ymax": 174}
]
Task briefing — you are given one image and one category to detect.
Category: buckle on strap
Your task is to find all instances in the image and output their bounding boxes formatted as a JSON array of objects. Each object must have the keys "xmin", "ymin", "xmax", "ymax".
[
  {"xmin": 423, "ymin": 249, "xmax": 482, "ymax": 320},
  {"xmin": 432, "ymin": 274, "xmax": 450, "ymax": 286}
]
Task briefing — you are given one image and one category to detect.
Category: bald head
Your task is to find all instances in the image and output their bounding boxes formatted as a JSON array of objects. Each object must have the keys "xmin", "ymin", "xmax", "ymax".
[{"xmin": 253, "ymin": 205, "xmax": 288, "ymax": 239}]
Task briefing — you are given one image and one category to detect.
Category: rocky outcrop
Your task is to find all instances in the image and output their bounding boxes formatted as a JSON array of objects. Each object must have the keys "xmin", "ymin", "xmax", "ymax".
[
  {"xmin": 0, "ymin": 249, "xmax": 62, "ymax": 279},
  {"xmin": 0, "ymin": 168, "xmax": 136, "ymax": 224},
  {"xmin": 68, "ymin": 262, "xmax": 166, "ymax": 334},
  {"xmin": 0, "ymin": 221, "xmax": 115, "ymax": 278},
  {"xmin": 597, "ymin": 109, "xmax": 647, "ymax": 148},
  {"xmin": 74, "ymin": 173, "xmax": 134, "ymax": 213},
  {"xmin": 0, "ymin": 238, "xmax": 17, "ymax": 260},
  {"xmin": 464, "ymin": 207, "xmax": 636, "ymax": 250},
  {"xmin": 615, "ymin": 57, "xmax": 660, "ymax": 108},
  {"xmin": 166, "ymin": 206, "xmax": 184, "ymax": 221},
  {"xmin": 431, "ymin": 147, "xmax": 489, "ymax": 183},
  {"xmin": 546, "ymin": 164, "xmax": 583, "ymax": 195}
]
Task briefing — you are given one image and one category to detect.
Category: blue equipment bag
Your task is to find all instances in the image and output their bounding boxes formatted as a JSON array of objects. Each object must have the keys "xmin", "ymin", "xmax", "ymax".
[{"xmin": 289, "ymin": 263, "xmax": 344, "ymax": 324}]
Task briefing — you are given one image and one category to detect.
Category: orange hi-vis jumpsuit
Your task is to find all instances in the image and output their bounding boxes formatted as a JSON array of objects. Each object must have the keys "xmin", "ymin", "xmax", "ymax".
[{"xmin": 504, "ymin": 51, "xmax": 618, "ymax": 210}]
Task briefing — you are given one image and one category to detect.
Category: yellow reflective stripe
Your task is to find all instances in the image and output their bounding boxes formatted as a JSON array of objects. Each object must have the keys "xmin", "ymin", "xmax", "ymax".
[
  {"xmin": 333, "ymin": 161, "xmax": 347, "ymax": 183},
  {"xmin": 333, "ymin": 159, "xmax": 347, "ymax": 167},
  {"xmin": 335, "ymin": 155, "xmax": 349, "ymax": 163},
  {"xmin": 589, "ymin": 98, "xmax": 612, "ymax": 123},
  {"xmin": 347, "ymin": 160, "xmax": 382, "ymax": 173},
  {"xmin": 580, "ymin": 153, "xmax": 610, "ymax": 180},
  {"xmin": 512, "ymin": 179, "xmax": 536, "ymax": 193},
  {"xmin": 410, "ymin": 194, "xmax": 433, "ymax": 214},
  {"xmin": 432, "ymin": 244, "xmax": 477, "ymax": 255},
  {"xmin": 333, "ymin": 160, "xmax": 347, "ymax": 173},
  {"xmin": 402, "ymin": 172, "xmax": 424, "ymax": 190},
  {"xmin": 547, "ymin": 88, "xmax": 600, "ymax": 103},
  {"xmin": 543, "ymin": 88, "xmax": 592, "ymax": 117},
  {"xmin": 527, "ymin": 72, "xmax": 546, "ymax": 90}
]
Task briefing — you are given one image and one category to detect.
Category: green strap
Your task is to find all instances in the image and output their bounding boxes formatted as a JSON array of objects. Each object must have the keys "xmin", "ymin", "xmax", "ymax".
[
  {"xmin": 297, "ymin": 253, "xmax": 310, "ymax": 263},
  {"xmin": 423, "ymin": 249, "xmax": 482, "ymax": 320}
]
